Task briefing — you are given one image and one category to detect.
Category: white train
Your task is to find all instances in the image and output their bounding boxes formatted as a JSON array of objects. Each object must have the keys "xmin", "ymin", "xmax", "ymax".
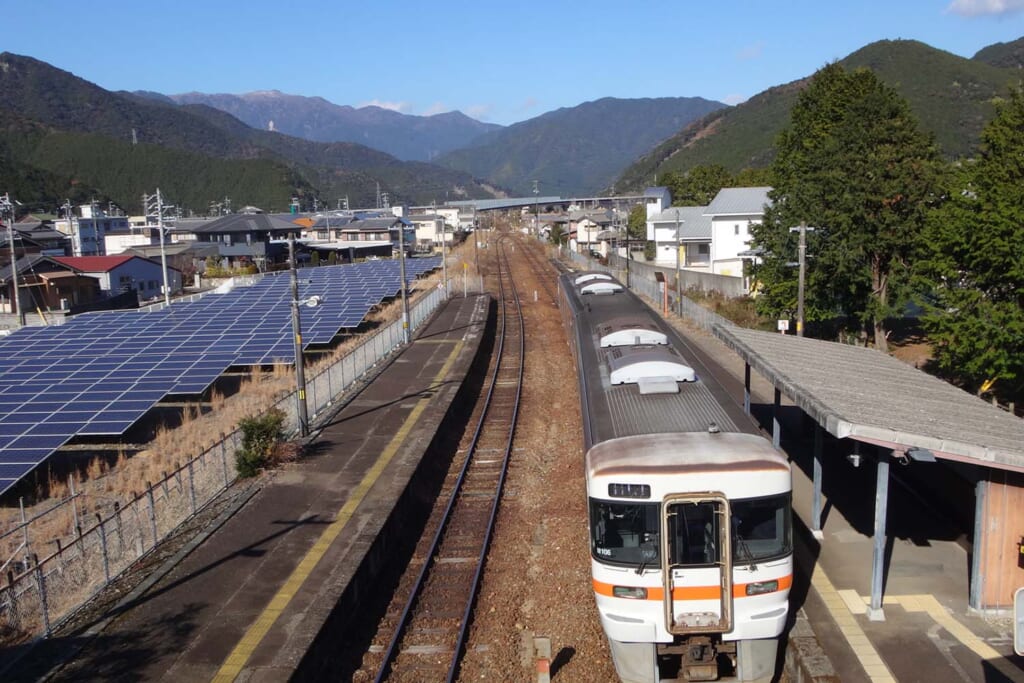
[{"xmin": 558, "ymin": 271, "xmax": 793, "ymax": 683}]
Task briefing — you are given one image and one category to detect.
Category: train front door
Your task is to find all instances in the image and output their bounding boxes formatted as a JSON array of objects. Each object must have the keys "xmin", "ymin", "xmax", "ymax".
[{"xmin": 661, "ymin": 493, "xmax": 733, "ymax": 636}]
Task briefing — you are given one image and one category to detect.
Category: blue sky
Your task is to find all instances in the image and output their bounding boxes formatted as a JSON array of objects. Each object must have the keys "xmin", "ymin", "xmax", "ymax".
[{"xmin": 5, "ymin": 0, "xmax": 1024, "ymax": 125}]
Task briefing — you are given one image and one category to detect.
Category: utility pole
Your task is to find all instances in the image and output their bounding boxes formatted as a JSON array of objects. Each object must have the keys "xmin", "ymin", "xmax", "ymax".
[
  {"xmin": 434, "ymin": 203, "xmax": 448, "ymax": 298},
  {"xmin": 473, "ymin": 204, "xmax": 479, "ymax": 271},
  {"xmin": 789, "ymin": 222, "xmax": 814, "ymax": 337},
  {"xmin": 675, "ymin": 212, "xmax": 682, "ymax": 318},
  {"xmin": 288, "ymin": 235, "xmax": 309, "ymax": 437},
  {"xmin": 145, "ymin": 189, "xmax": 172, "ymax": 306},
  {"xmin": 533, "ymin": 180, "xmax": 539, "ymax": 235},
  {"xmin": 1, "ymin": 193, "xmax": 24, "ymax": 326},
  {"xmin": 397, "ymin": 220, "xmax": 410, "ymax": 344}
]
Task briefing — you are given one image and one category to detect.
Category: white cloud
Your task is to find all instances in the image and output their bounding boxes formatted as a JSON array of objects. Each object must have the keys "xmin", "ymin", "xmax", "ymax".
[
  {"xmin": 946, "ymin": 0, "xmax": 1024, "ymax": 15},
  {"xmin": 722, "ymin": 94, "xmax": 748, "ymax": 106},
  {"xmin": 736, "ymin": 42, "xmax": 765, "ymax": 61},
  {"xmin": 421, "ymin": 101, "xmax": 450, "ymax": 116},
  {"xmin": 357, "ymin": 99, "xmax": 412, "ymax": 113},
  {"xmin": 465, "ymin": 104, "xmax": 493, "ymax": 120},
  {"xmin": 520, "ymin": 97, "xmax": 539, "ymax": 111}
]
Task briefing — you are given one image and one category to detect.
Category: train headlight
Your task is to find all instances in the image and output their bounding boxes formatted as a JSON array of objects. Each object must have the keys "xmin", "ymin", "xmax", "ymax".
[
  {"xmin": 612, "ymin": 586, "xmax": 648, "ymax": 599},
  {"xmin": 745, "ymin": 580, "xmax": 779, "ymax": 596}
]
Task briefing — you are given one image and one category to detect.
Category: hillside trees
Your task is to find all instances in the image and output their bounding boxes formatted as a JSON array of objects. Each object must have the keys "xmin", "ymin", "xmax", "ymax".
[
  {"xmin": 659, "ymin": 165, "xmax": 774, "ymax": 207},
  {"xmin": 749, "ymin": 63, "xmax": 941, "ymax": 350},
  {"xmin": 916, "ymin": 87, "xmax": 1024, "ymax": 396},
  {"xmin": 660, "ymin": 165, "xmax": 733, "ymax": 205}
]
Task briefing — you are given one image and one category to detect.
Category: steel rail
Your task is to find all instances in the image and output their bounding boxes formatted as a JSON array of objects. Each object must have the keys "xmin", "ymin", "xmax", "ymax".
[{"xmin": 374, "ymin": 236, "xmax": 524, "ymax": 683}]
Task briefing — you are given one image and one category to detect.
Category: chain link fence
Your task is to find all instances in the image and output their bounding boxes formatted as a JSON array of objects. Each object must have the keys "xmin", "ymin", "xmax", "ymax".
[{"xmin": 0, "ymin": 283, "xmax": 450, "ymax": 649}]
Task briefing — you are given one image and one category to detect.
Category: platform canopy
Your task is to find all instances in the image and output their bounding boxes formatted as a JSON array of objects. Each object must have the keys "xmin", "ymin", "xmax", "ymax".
[{"xmin": 713, "ymin": 325, "xmax": 1024, "ymax": 473}]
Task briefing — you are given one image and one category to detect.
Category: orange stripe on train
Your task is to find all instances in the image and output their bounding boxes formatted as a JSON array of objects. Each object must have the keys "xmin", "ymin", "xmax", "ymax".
[{"xmin": 593, "ymin": 574, "xmax": 792, "ymax": 600}]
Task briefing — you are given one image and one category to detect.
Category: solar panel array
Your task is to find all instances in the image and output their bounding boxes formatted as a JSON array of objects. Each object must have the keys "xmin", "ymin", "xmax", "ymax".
[{"xmin": 0, "ymin": 257, "xmax": 441, "ymax": 495}]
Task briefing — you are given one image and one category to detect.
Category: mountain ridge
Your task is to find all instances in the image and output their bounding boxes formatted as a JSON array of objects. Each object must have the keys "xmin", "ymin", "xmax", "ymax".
[
  {"xmin": 436, "ymin": 96, "xmax": 727, "ymax": 196},
  {"xmin": 165, "ymin": 90, "xmax": 503, "ymax": 162},
  {"xmin": 615, "ymin": 37, "xmax": 1024, "ymax": 191},
  {"xmin": 0, "ymin": 52, "xmax": 499, "ymax": 213}
]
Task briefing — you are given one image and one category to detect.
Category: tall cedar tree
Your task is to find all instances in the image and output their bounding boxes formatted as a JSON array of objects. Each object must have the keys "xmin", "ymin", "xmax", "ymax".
[
  {"xmin": 750, "ymin": 63, "xmax": 940, "ymax": 350},
  {"xmin": 917, "ymin": 87, "xmax": 1024, "ymax": 395},
  {"xmin": 660, "ymin": 165, "xmax": 733, "ymax": 206}
]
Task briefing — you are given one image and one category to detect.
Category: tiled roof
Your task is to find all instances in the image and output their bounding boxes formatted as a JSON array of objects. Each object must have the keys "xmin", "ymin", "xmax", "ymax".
[{"xmin": 705, "ymin": 187, "xmax": 772, "ymax": 216}]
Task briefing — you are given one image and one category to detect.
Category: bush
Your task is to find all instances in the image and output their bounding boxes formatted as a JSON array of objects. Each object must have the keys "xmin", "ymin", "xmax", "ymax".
[{"xmin": 235, "ymin": 408, "xmax": 286, "ymax": 477}]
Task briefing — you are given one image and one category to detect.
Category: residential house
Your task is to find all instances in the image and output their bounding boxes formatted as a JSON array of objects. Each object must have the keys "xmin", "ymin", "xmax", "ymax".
[
  {"xmin": 53, "ymin": 204, "xmax": 132, "ymax": 257},
  {"xmin": 13, "ymin": 219, "xmax": 70, "ymax": 257},
  {"xmin": 648, "ymin": 206, "xmax": 713, "ymax": 267},
  {"xmin": 171, "ymin": 212, "xmax": 300, "ymax": 270},
  {"xmin": 336, "ymin": 216, "xmax": 415, "ymax": 258},
  {"xmin": 52, "ymin": 255, "xmax": 183, "ymax": 300},
  {"xmin": 645, "ymin": 186, "xmax": 771, "ymax": 279},
  {"xmin": 408, "ymin": 214, "xmax": 447, "ymax": 252},
  {"xmin": 569, "ymin": 209, "xmax": 614, "ymax": 254},
  {"xmin": 0, "ymin": 254, "xmax": 101, "ymax": 316},
  {"xmin": 705, "ymin": 187, "xmax": 771, "ymax": 277}
]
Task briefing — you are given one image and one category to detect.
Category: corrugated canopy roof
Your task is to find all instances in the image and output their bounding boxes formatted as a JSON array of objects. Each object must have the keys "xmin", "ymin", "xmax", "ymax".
[{"xmin": 713, "ymin": 325, "xmax": 1024, "ymax": 473}]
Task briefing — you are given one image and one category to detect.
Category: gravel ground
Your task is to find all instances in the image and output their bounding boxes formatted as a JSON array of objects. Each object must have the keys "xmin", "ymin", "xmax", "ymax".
[{"xmin": 456, "ymin": 238, "xmax": 617, "ymax": 682}]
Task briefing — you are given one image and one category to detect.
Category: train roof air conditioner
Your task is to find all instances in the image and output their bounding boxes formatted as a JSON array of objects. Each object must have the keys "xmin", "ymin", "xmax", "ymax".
[
  {"xmin": 579, "ymin": 280, "xmax": 623, "ymax": 295},
  {"xmin": 606, "ymin": 345, "xmax": 696, "ymax": 394},
  {"xmin": 574, "ymin": 272, "xmax": 613, "ymax": 286},
  {"xmin": 598, "ymin": 316, "xmax": 668, "ymax": 348}
]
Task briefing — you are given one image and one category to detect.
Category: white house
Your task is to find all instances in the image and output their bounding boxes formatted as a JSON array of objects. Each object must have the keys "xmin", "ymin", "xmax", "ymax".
[
  {"xmin": 647, "ymin": 206, "xmax": 713, "ymax": 267},
  {"xmin": 643, "ymin": 187, "xmax": 672, "ymax": 222},
  {"xmin": 705, "ymin": 187, "xmax": 771, "ymax": 277},
  {"xmin": 409, "ymin": 214, "xmax": 448, "ymax": 251},
  {"xmin": 645, "ymin": 186, "xmax": 772, "ymax": 278}
]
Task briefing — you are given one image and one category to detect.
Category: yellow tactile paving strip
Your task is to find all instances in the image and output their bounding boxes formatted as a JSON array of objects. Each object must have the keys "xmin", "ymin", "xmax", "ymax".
[
  {"xmin": 834, "ymin": 590, "xmax": 1024, "ymax": 683},
  {"xmin": 808, "ymin": 563, "xmax": 897, "ymax": 682},
  {"xmin": 211, "ymin": 339, "xmax": 464, "ymax": 682}
]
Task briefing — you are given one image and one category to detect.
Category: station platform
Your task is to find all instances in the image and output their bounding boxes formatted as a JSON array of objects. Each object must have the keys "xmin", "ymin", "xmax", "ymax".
[
  {"xmin": 675, "ymin": 321, "xmax": 1024, "ymax": 683},
  {"xmin": 16, "ymin": 294, "xmax": 491, "ymax": 682}
]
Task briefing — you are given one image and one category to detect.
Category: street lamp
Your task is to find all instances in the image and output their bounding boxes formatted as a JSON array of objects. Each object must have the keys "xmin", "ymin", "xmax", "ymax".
[{"xmin": 288, "ymin": 235, "xmax": 322, "ymax": 437}]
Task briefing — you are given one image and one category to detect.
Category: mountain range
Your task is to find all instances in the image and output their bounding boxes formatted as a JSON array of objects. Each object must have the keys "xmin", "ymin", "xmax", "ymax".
[
  {"xmin": 0, "ymin": 53, "xmax": 500, "ymax": 214},
  {"xmin": 616, "ymin": 37, "xmax": 1024, "ymax": 191},
  {"xmin": 2, "ymin": 35, "xmax": 1023, "ymax": 217},
  {"xmin": 154, "ymin": 91, "xmax": 502, "ymax": 162},
  {"xmin": 435, "ymin": 97, "xmax": 726, "ymax": 197},
  {"xmin": 151, "ymin": 91, "xmax": 724, "ymax": 198}
]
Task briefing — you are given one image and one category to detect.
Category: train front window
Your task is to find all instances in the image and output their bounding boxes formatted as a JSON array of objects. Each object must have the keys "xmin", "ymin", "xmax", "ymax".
[
  {"xmin": 589, "ymin": 499, "xmax": 661, "ymax": 566},
  {"xmin": 731, "ymin": 493, "xmax": 792, "ymax": 563}
]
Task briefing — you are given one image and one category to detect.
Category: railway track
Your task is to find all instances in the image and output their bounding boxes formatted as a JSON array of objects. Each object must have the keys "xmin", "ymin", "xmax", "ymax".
[
  {"xmin": 517, "ymin": 237, "xmax": 562, "ymax": 305},
  {"xmin": 369, "ymin": 237, "xmax": 525, "ymax": 683}
]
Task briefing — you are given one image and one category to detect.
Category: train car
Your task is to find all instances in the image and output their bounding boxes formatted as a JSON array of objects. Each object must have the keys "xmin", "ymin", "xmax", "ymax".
[{"xmin": 558, "ymin": 271, "xmax": 793, "ymax": 683}]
